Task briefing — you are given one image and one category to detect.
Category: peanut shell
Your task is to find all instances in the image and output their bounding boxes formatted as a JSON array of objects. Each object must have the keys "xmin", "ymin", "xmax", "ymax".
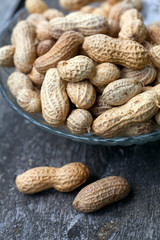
[
  {"xmin": 67, "ymin": 109, "xmax": 93, "ymax": 135},
  {"xmin": 43, "ymin": 9, "xmax": 64, "ymax": 21},
  {"xmin": 26, "ymin": 14, "xmax": 46, "ymax": 28},
  {"xmin": 0, "ymin": 45, "xmax": 15, "ymax": 67},
  {"xmin": 37, "ymin": 39, "xmax": 56, "ymax": 57},
  {"xmin": 73, "ymin": 176, "xmax": 130, "ymax": 213},
  {"xmin": 25, "ymin": 0, "xmax": 48, "ymax": 14},
  {"xmin": 149, "ymin": 46, "xmax": 160, "ymax": 69},
  {"xmin": 67, "ymin": 80, "xmax": 96, "ymax": 109},
  {"xmin": 90, "ymin": 96, "xmax": 112, "ymax": 117},
  {"xmin": 28, "ymin": 66, "xmax": 45, "ymax": 86},
  {"xmin": 36, "ymin": 20, "xmax": 53, "ymax": 41}
]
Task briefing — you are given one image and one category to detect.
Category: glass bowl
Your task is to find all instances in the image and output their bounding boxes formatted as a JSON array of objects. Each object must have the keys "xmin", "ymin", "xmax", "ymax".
[{"xmin": 1, "ymin": 1, "xmax": 160, "ymax": 147}]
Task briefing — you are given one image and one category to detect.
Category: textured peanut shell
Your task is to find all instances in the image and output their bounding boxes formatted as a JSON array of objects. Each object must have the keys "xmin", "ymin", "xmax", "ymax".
[
  {"xmin": 147, "ymin": 23, "xmax": 160, "ymax": 45},
  {"xmin": 73, "ymin": 176, "xmax": 130, "ymax": 213},
  {"xmin": 92, "ymin": 88, "xmax": 160, "ymax": 138},
  {"xmin": 37, "ymin": 39, "xmax": 56, "ymax": 57},
  {"xmin": 16, "ymin": 89, "xmax": 41, "ymax": 113},
  {"xmin": 35, "ymin": 31, "xmax": 84, "ymax": 74},
  {"xmin": 7, "ymin": 72, "xmax": 34, "ymax": 97},
  {"xmin": 149, "ymin": 46, "xmax": 160, "ymax": 69},
  {"xmin": 28, "ymin": 66, "xmax": 45, "ymax": 86},
  {"xmin": 16, "ymin": 162, "xmax": 90, "ymax": 194},
  {"xmin": 121, "ymin": 66, "xmax": 157, "ymax": 86},
  {"xmin": 57, "ymin": 55, "xmax": 95, "ymax": 82},
  {"xmin": 119, "ymin": 9, "xmax": 147, "ymax": 43},
  {"xmin": 155, "ymin": 111, "xmax": 160, "ymax": 125},
  {"xmin": 43, "ymin": 9, "xmax": 64, "ymax": 21},
  {"xmin": 89, "ymin": 63, "xmax": 120, "ymax": 87},
  {"xmin": 153, "ymin": 69, "xmax": 160, "ymax": 86},
  {"xmin": 60, "ymin": 0, "xmax": 103, "ymax": 10},
  {"xmin": 107, "ymin": 19, "xmax": 120, "ymax": 38},
  {"xmin": 67, "ymin": 80, "xmax": 96, "ymax": 109},
  {"xmin": 48, "ymin": 14, "xmax": 108, "ymax": 39},
  {"xmin": 67, "ymin": 109, "xmax": 93, "ymax": 135},
  {"xmin": 80, "ymin": 6, "xmax": 95, "ymax": 14},
  {"xmin": 25, "ymin": 0, "xmax": 48, "ymax": 14},
  {"xmin": 82, "ymin": 34, "xmax": 149, "ymax": 69},
  {"xmin": 90, "ymin": 96, "xmax": 112, "ymax": 117},
  {"xmin": 12, "ymin": 21, "xmax": 36, "ymax": 73},
  {"xmin": 102, "ymin": 78, "xmax": 143, "ymax": 106},
  {"xmin": 41, "ymin": 68, "xmax": 70, "ymax": 127},
  {"xmin": 36, "ymin": 20, "xmax": 53, "ymax": 41},
  {"xmin": 99, "ymin": 2, "xmax": 112, "ymax": 17},
  {"xmin": 120, "ymin": 119, "xmax": 156, "ymax": 137},
  {"xmin": 26, "ymin": 14, "xmax": 46, "ymax": 28},
  {"xmin": 0, "ymin": 45, "xmax": 15, "ymax": 67},
  {"xmin": 92, "ymin": 8, "xmax": 109, "ymax": 18}
]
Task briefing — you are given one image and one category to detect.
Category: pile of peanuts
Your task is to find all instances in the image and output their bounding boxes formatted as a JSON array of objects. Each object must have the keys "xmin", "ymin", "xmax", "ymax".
[{"xmin": 1, "ymin": 0, "xmax": 160, "ymax": 138}]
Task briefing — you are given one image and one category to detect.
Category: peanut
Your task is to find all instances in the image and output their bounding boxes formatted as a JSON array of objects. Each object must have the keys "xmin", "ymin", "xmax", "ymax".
[
  {"xmin": 7, "ymin": 72, "xmax": 34, "ymax": 97},
  {"xmin": 82, "ymin": 34, "xmax": 149, "ymax": 69},
  {"xmin": 67, "ymin": 109, "xmax": 93, "ymax": 135},
  {"xmin": 120, "ymin": 119, "xmax": 156, "ymax": 137},
  {"xmin": 48, "ymin": 14, "xmax": 108, "ymax": 39},
  {"xmin": 37, "ymin": 39, "xmax": 56, "ymax": 57},
  {"xmin": 41, "ymin": 68, "xmax": 70, "ymax": 127},
  {"xmin": 73, "ymin": 176, "xmax": 130, "ymax": 213},
  {"xmin": 35, "ymin": 31, "xmax": 84, "ymax": 74},
  {"xmin": 92, "ymin": 86, "xmax": 160, "ymax": 138},
  {"xmin": 25, "ymin": 0, "xmax": 48, "ymax": 14},
  {"xmin": 98, "ymin": 2, "xmax": 112, "ymax": 18},
  {"xmin": 0, "ymin": 45, "xmax": 15, "ymax": 67},
  {"xmin": 90, "ymin": 96, "xmax": 112, "ymax": 117},
  {"xmin": 43, "ymin": 9, "xmax": 64, "ymax": 21},
  {"xmin": 102, "ymin": 78, "xmax": 143, "ymax": 106},
  {"xmin": 26, "ymin": 13, "xmax": 46, "ymax": 28},
  {"xmin": 57, "ymin": 55, "xmax": 95, "ymax": 83},
  {"xmin": 142, "ymin": 86, "xmax": 153, "ymax": 92},
  {"xmin": 107, "ymin": 19, "xmax": 120, "ymax": 38},
  {"xmin": 121, "ymin": 66, "xmax": 157, "ymax": 86},
  {"xmin": 80, "ymin": 6, "xmax": 95, "ymax": 14},
  {"xmin": 36, "ymin": 20, "xmax": 53, "ymax": 41},
  {"xmin": 142, "ymin": 41, "xmax": 153, "ymax": 51},
  {"xmin": 16, "ymin": 89, "xmax": 41, "ymax": 113},
  {"xmin": 11, "ymin": 21, "xmax": 36, "ymax": 73},
  {"xmin": 119, "ymin": 9, "xmax": 147, "ymax": 43},
  {"xmin": 92, "ymin": 8, "xmax": 109, "ymax": 18},
  {"xmin": 149, "ymin": 46, "xmax": 160, "ymax": 69},
  {"xmin": 67, "ymin": 80, "xmax": 96, "ymax": 109},
  {"xmin": 89, "ymin": 63, "xmax": 120, "ymax": 87},
  {"xmin": 16, "ymin": 162, "xmax": 90, "ymax": 194},
  {"xmin": 147, "ymin": 22, "xmax": 160, "ymax": 45},
  {"xmin": 108, "ymin": 0, "xmax": 123, "ymax": 5},
  {"xmin": 28, "ymin": 66, "xmax": 45, "ymax": 86},
  {"xmin": 155, "ymin": 111, "xmax": 160, "ymax": 125},
  {"xmin": 59, "ymin": 0, "xmax": 103, "ymax": 11}
]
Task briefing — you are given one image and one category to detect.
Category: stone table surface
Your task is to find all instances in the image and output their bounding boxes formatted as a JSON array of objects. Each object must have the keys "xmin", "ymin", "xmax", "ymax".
[{"xmin": 0, "ymin": 1, "xmax": 160, "ymax": 240}]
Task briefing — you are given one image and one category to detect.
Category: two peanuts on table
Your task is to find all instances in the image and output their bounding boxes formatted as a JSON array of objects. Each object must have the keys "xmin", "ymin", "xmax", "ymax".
[{"xmin": 1, "ymin": 0, "xmax": 160, "ymax": 212}]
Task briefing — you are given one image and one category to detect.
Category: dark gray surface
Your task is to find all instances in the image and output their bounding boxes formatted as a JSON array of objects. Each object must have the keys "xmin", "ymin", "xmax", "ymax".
[{"xmin": 0, "ymin": 1, "xmax": 160, "ymax": 240}]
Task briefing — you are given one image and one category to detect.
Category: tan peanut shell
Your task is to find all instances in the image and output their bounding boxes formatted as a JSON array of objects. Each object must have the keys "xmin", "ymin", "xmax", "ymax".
[
  {"xmin": 142, "ymin": 41, "xmax": 153, "ymax": 51},
  {"xmin": 37, "ymin": 39, "xmax": 56, "ymax": 57},
  {"xmin": 155, "ymin": 111, "xmax": 160, "ymax": 125},
  {"xmin": 41, "ymin": 68, "xmax": 70, "ymax": 127},
  {"xmin": 153, "ymin": 69, "xmax": 160, "ymax": 85},
  {"xmin": 92, "ymin": 8, "xmax": 109, "ymax": 18},
  {"xmin": 80, "ymin": 6, "xmax": 95, "ymax": 14},
  {"xmin": 57, "ymin": 55, "xmax": 95, "ymax": 82},
  {"xmin": 60, "ymin": 0, "xmax": 103, "ymax": 11},
  {"xmin": 95, "ymin": 85, "xmax": 106, "ymax": 94},
  {"xmin": 107, "ymin": 19, "xmax": 120, "ymax": 38},
  {"xmin": 12, "ymin": 21, "xmax": 36, "ymax": 73},
  {"xmin": 7, "ymin": 72, "xmax": 34, "ymax": 97},
  {"xmin": 102, "ymin": 78, "xmax": 143, "ymax": 106},
  {"xmin": 0, "ymin": 45, "xmax": 15, "ymax": 67},
  {"xmin": 108, "ymin": 0, "xmax": 122, "ymax": 5},
  {"xmin": 16, "ymin": 89, "xmax": 41, "ymax": 113},
  {"xmin": 36, "ymin": 20, "xmax": 53, "ymax": 41},
  {"xmin": 130, "ymin": 0, "xmax": 143, "ymax": 10},
  {"xmin": 99, "ymin": 2, "xmax": 112, "ymax": 18},
  {"xmin": 89, "ymin": 63, "xmax": 120, "ymax": 87},
  {"xmin": 26, "ymin": 14, "xmax": 46, "ymax": 28},
  {"xmin": 43, "ymin": 9, "xmax": 64, "ymax": 21},
  {"xmin": 147, "ymin": 23, "xmax": 160, "ymax": 45},
  {"xmin": 82, "ymin": 34, "xmax": 149, "ymax": 69},
  {"xmin": 67, "ymin": 80, "xmax": 96, "ymax": 109},
  {"xmin": 121, "ymin": 66, "xmax": 157, "ymax": 86},
  {"xmin": 90, "ymin": 96, "xmax": 112, "ymax": 117},
  {"xmin": 92, "ymin": 86, "xmax": 160, "ymax": 138},
  {"xmin": 48, "ymin": 14, "xmax": 108, "ymax": 39},
  {"xmin": 35, "ymin": 31, "xmax": 84, "ymax": 74},
  {"xmin": 149, "ymin": 46, "xmax": 160, "ymax": 69},
  {"xmin": 120, "ymin": 119, "xmax": 156, "ymax": 137},
  {"xmin": 142, "ymin": 86, "xmax": 153, "ymax": 92},
  {"xmin": 73, "ymin": 176, "xmax": 130, "ymax": 213},
  {"xmin": 28, "ymin": 66, "xmax": 45, "ymax": 86},
  {"xmin": 25, "ymin": 0, "xmax": 48, "ymax": 14},
  {"xmin": 67, "ymin": 109, "xmax": 93, "ymax": 135},
  {"xmin": 119, "ymin": 9, "xmax": 147, "ymax": 43},
  {"xmin": 16, "ymin": 162, "xmax": 90, "ymax": 194}
]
